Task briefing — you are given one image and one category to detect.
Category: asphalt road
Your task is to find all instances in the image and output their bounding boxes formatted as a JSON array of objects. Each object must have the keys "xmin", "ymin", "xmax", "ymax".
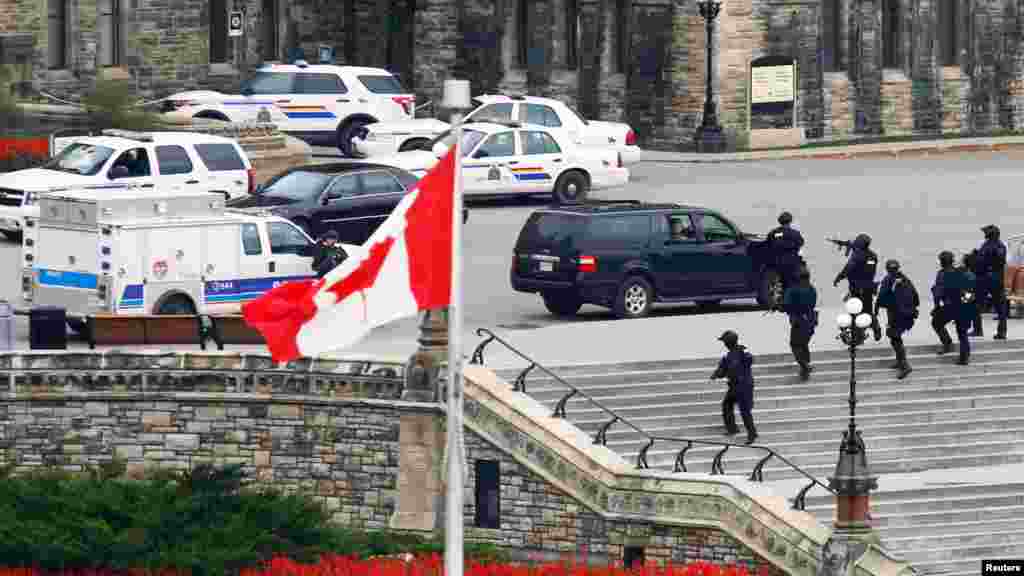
[{"xmin": 3, "ymin": 150, "xmax": 1022, "ymax": 358}]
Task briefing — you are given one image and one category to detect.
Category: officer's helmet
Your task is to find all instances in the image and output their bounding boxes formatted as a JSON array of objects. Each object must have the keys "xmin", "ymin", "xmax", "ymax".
[
  {"xmin": 885, "ymin": 259, "xmax": 900, "ymax": 273},
  {"xmin": 778, "ymin": 211, "xmax": 793, "ymax": 226},
  {"xmin": 717, "ymin": 330, "xmax": 739, "ymax": 347},
  {"xmin": 853, "ymin": 234, "xmax": 871, "ymax": 250},
  {"xmin": 939, "ymin": 251, "xmax": 955, "ymax": 267}
]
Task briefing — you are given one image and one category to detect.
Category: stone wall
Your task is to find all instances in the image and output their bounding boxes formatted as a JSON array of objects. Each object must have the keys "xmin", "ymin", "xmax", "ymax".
[{"xmin": 0, "ymin": 350, "xmax": 914, "ymax": 575}]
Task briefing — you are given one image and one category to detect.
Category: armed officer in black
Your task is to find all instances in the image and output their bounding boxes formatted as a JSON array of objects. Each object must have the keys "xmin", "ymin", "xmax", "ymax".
[
  {"xmin": 973, "ymin": 225, "xmax": 1009, "ymax": 340},
  {"xmin": 931, "ymin": 250, "xmax": 975, "ymax": 365},
  {"xmin": 711, "ymin": 330, "xmax": 758, "ymax": 445},
  {"xmin": 875, "ymin": 259, "xmax": 920, "ymax": 379},
  {"xmin": 833, "ymin": 234, "xmax": 882, "ymax": 341},
  {"xmin": 782, "ymin": 266, "xmax": 817, "ymax": 381},
  {"xmin": 312, "ymin": 230, "xmax": 348, "ymax": 278},
  {"xmin": 767, "ymin": 211, "xmax": 805, "ymax": 293}
]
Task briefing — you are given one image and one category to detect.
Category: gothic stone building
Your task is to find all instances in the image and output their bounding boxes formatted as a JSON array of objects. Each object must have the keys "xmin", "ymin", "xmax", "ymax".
[{"xmin": 1, "ymin": 0, "xmax": 1022, "ymax": 150}]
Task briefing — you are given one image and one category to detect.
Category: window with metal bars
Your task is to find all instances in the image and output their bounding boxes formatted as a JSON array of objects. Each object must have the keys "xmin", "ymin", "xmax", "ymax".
[
  {"xmin": 262, "ymin": 0, "xmax": 278, "ymax": 61},
  {"xmin": 938, "ymin": 0, "xmax": 958, "ymax": 66},
  {"xmin": 616, "ymin": 0, "xmax": 630, "ymax": 74},
  {"xmin": 209, "ymin": 0, "xmax": 228, "ymax": 63},
  {"xmin": 474, "ymin": 460, "xmax": 500, "ymax": 529},
  {"xmin": 565, "ymin": 0, "xmax": 579, "ymax": 69},
  {"xmin": 822, "ymin": 0, "xmax": 844, "ymax": 72},
  {"xmin": 46, "ymin": 0, "xmax": 67, "ymax": 69},
  {"xmin": 98, "ymin": 0, "xmax": 120, "ymax": 67},
  {"xmin": 882, "ymin": 0, "xmax": 900, "ymax": 69}
]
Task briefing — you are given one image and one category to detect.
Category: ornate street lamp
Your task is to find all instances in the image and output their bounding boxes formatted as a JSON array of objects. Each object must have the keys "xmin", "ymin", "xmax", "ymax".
[
  {"xmin": 829, "ymin": 297, "xmax": 879, "ymax": 535},
  {"xmin": 695, "ymin": 0, "xmax": 725, "ymax": 153}
]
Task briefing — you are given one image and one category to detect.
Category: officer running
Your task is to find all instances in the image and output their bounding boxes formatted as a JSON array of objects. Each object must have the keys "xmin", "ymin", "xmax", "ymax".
[
  {"xmin": 312, "ymin": 230, "xmax": 347, "ymax": 278},
  {"xmin": 931, "ymin": 250, "xmax": 975, "ymax": 365},
  {"xmin": 833, "ymin": 234, "xmax": 882, "ymax": 341},
  {"xmin": 875, "ymin": 259, "xmax": 920, "ymax": 379},
  {"xmin": 973, "ymin": 225, "xmax": 1009, "ymax": 340},
  {"xmin": 710, "ymin": 330, "xmax": 758, "ymax": 445},
  {"xmin": 782, "ymin": 266, "xmax": 818, "ymax": 381},
  {"xmin": 767, "ymin": 211, "xmax": 805, "ymax": 294}
]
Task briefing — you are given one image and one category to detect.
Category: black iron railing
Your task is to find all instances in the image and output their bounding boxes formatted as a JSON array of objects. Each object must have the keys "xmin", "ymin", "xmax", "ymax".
[{"xmin": 470, "ymin": 327, "xmax": 836, "ymax": 510}]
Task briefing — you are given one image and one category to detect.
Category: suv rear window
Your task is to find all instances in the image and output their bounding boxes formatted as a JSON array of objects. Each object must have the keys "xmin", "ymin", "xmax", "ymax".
[
  {"xmin": 585, "ymin": 215, "xmax": 652, "ymax": 248},
  {"xmin": 358, "ymin": 75, "xmax": 406, "ymax": 94},
  {"xmin": 195, "ymin": 143, "xmax": 246, "ymax": 171},
  {"xmin": 515, "ymin": 212, "xmax": 586, "ymax": 252},
  {"xmin": 242, "ymin": 72, "xmax": 294, "ymax": 94}
]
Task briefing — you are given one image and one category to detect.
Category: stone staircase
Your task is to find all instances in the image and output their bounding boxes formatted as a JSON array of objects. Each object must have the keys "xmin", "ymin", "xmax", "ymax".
[{"xmin": 494, "ymin": 338, "xmax": 1024, "ymax": 575}]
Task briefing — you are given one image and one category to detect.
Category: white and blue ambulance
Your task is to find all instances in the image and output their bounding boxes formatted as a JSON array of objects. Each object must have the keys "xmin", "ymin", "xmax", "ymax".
[{"xmin": 21, "ymin": 186, "xmax": 355, "ymax": 331}]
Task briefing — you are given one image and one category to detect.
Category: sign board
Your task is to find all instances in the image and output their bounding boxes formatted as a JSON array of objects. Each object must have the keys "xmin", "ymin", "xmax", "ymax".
[
  {"xmin": 228, "ymin": 11, "xmax": 244, "ymax": 37},
  {"xmin": 751, "ymin": 64, "xmax": 795, "ymax": 104}
]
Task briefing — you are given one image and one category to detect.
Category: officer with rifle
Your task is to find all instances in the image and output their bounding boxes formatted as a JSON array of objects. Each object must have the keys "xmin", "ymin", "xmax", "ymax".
[
  {"xmin": 829, "ymin": 234, "xmax": 882, "ymax": 341},
  {"xmin": 312, "ymin": 230, "xmax": 348, "ymax": 278},
  {"xmin": 973, "ymin": 225, "xmax": 1009, "ymax": 340},
  {"xmin": 766, "ymin": 211, "xmax": 805, "ymax": 294}
]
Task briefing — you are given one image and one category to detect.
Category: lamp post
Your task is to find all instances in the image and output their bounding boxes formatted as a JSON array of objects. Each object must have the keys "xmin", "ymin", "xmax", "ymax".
[
  {"xmin": 695, "ymin": 0, "xmax": 725, "ymax": 153},
  {"xmin": 829, "ymin": 297, "xmax": 879, "ymax": 535}
]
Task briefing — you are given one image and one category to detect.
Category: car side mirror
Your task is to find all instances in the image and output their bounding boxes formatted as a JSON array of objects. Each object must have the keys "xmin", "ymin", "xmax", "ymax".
[
  {"xmin": 108, "ymin": 166, "xmax": 130, "ymax": 180},
  {"xmin": 431, "ymin": 141, "xmax": 448, "ymax": 158}
]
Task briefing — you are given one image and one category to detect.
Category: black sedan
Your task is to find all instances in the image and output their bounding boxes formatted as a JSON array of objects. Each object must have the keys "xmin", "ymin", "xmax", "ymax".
[{"xmin": 228, "ymin": 162, "xmax": 465, "ymax": 245}]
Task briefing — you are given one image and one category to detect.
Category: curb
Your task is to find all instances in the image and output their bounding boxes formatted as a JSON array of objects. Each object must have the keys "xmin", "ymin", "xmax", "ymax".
[{"xmin": 635, "ymin": 138, "xmax": 1024, "ymax": 164}]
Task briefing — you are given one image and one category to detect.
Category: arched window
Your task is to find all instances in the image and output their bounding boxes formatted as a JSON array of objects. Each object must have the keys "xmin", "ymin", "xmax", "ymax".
[
  {"xmin": 565, "ymin": 0, "xmax": 579, "ymax": 69},
  {"xmin": 518, "ymin": 0, "xmax": 530, "ymax": 68}
]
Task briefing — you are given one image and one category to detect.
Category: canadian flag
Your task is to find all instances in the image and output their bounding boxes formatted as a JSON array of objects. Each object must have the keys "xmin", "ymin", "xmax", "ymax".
[{"xmin": 242, "ymin": 150, "xmax": 455, "ymax": 362}]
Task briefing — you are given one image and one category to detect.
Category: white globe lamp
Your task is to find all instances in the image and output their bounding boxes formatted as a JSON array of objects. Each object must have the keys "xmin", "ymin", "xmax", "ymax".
[
  {"xmin": 844, "ymin": 297, "xmax": 864, "ymax": 316},
  {"xmin": 855, "ymin": 313, "xmax": 873, "ymax": 329},
  {"xmin": 837, "ymin": 313, "xmax": 852, "ymax": 328}
]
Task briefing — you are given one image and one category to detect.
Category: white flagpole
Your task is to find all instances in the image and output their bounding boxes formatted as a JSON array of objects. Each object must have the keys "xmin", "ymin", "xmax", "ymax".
[{"xmin": 445, "ymin": 80, "xmax": 468, "ymax": 576}]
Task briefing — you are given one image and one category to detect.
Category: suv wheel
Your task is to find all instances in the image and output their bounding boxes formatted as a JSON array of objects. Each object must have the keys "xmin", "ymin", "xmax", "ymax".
[
  {"xmin": 542, "ymin": 291, "xmax": 583, "ymax": 317},
  {"xmin": 614, "ymin": 276, "xmax": 653, "ymax": 319},
  {"xmin": 552, "ymin": 171, "xmax": 588, "ymax": 204},
  {"xmin": 757, "ymin": 269, "xmax": 783, "ymax": 309}
]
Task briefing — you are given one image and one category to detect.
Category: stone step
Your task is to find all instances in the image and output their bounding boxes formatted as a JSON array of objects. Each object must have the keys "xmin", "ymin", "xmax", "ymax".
[
  {"xmin": 642, "ymin": 451, "xmax": 1024, "ymax": 481},
  {"xmin": 491, "ymin": 338, "xmax": 1024, "ymax": 379},
  {"xmin": 876, "ymin": 517, "xmax": 1024, "ymax": 540},
  {"xmin": 525, "ymin": 358, "xmax": 1024, "ymax": 403},
  {"xmin": 803, "ymin": 482, "xmax": 1024, "ymax": 507},
  {"xmin": 548, "ymin": 377, "xmax": 1024, "ymax": 417},
  {"xmin": 906, "ymin": 543, "xmax": 1024, "ymax": 568},
  {"xmin": 607, "ymin": 428, "xmax": 1024, "ymax": 467},
  {"xmin": 588, "ymin": 405, "xmax": 1024, "ymax": 441},
  {"xmin": 520, "ymin": 350, "xmax": 1024, "ymax": 396},
  {"xmin": 568, "ymin": 392, "xmax": 1022, "ymax": 431},
  {"xmin": 804, "ymin": 490, "xmax": 1024, "ymax": 516},
  {"xmin": 885, "ymin": 528, "xmax": 1024, "ymax": 551}
]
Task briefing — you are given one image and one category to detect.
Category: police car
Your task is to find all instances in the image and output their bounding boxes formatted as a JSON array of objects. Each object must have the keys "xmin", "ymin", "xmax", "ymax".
[
  {"xmin": 161, "ymin": 61, "xmax": 416, "ymax": 157},
  {"xmin": 367, "ymin": 122, "xmax": 629, "ymax": 204},
  {"xmin": 354, "ymin": 94, "xmax": 639, "ymax": 160}
]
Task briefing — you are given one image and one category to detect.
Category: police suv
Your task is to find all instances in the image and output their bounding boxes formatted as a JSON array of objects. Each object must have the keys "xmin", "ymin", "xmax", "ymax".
[
  {"xmin": 161, "ymin": 61, "xmax": 416, "ymax": 157},
  {"xmin": 0, "ymin": 129, "xmax": 253, "ymax": 241},
  {"xmin": 22, "ymin": 186, "xmax": 355, "ymax": 332}
]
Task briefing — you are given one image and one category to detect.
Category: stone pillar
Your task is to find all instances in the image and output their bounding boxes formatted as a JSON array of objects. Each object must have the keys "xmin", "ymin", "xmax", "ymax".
[
  {"xmin": 852, "ymin": 0, "xmax": 882, "ymax": 134},
  {"xmin": 391, "ymin": 408, "xmax": 445, "ymax": 531},
  {"xmin": 403, "ymin": 309, "xmax": 447, "ymax": 402}
]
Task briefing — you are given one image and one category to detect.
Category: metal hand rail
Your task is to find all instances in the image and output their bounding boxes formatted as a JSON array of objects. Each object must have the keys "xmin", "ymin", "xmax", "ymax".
[{"xmin": 470, "ymin": 327, "xmax": 836, "ymax": 510}]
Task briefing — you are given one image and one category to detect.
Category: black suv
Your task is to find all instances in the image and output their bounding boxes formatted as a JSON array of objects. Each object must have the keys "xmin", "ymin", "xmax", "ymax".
[{"xmin": 510, "ymin": 202, "xmax": 781, "ymax": 318}]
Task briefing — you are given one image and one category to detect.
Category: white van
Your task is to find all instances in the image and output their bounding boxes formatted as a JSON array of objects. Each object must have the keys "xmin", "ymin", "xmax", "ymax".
[
  {"xmin": 22, "ymin": 186, "xmax": 352, "ymax": 332},
  {"xmin": 0, "ymin": 129, "xmax": 254, "ymax": 240}
]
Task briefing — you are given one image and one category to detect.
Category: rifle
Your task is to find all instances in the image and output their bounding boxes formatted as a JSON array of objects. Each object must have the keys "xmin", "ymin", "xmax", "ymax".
[{"xmin": 827, "ymin": 237, "xmax": 855, "ymax": 257}]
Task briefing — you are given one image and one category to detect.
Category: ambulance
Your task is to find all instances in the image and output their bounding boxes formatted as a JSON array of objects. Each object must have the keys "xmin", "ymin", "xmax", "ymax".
[{"xmin": 21, "ymin": 185, "xmax": 354, "ymax": 332}]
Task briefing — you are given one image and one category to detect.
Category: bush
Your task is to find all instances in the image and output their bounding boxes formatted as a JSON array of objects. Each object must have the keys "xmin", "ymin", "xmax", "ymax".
[
  {"xmin": 0, "ymin": 464, "xmax": 509, "ymax": 573},
  {"xmin": 81, "ymin": 79, "xmax": 162, "ymax": 132}
]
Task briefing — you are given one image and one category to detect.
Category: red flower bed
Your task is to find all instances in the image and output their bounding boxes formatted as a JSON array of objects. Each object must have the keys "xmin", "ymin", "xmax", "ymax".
[{"xmin": 0, "ymin": 554, "xmax": 770, "ymax": 576}]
